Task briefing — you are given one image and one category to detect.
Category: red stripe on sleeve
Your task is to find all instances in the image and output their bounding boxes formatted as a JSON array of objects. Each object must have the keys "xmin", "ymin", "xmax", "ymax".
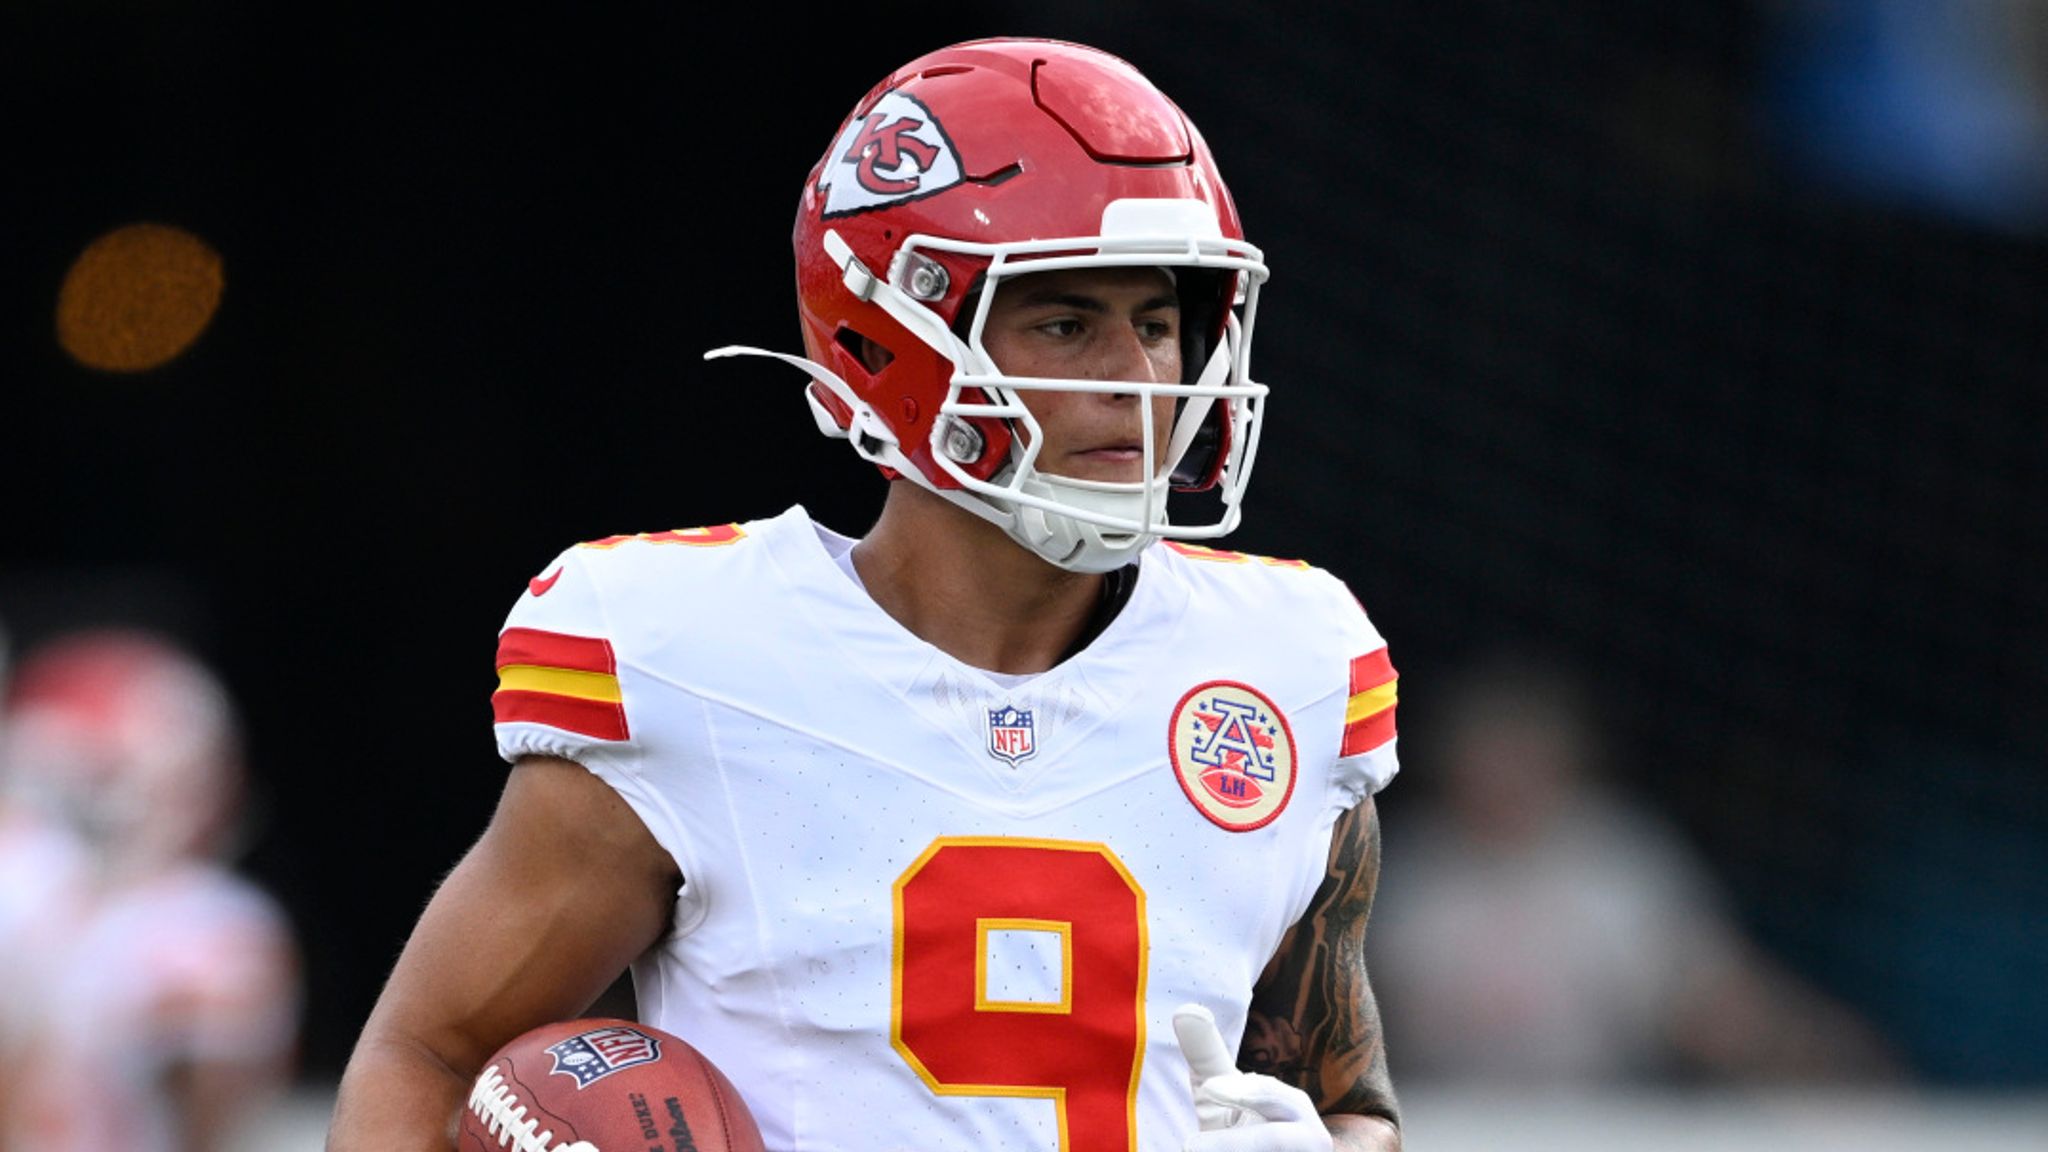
[
  {"xmin": 491, "ymin": 689, "xmax": 630, "ymax": 742},
  {"xmin": 1341, "ymin": 706, "xmax": 1397, "ymax": 757},
  {"xmin": 1349, "ymin": 648, "xmax": 1395, "ymax": 693},
  {"xmin": 496, "ymin": 627, "xmax": 617, "ymax": 674}
]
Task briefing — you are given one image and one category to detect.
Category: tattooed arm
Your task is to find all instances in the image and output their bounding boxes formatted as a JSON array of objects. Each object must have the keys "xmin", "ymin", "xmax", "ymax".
[{"xmin": 1244, "ymin": 797, "xmax": 1401, "ymax": 1151}]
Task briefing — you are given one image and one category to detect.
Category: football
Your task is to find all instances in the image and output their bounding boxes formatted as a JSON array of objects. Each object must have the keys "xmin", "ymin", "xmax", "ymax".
[{"xmin": 459, "ymin": 1017, "xmax": 767, "ymax": 1152}]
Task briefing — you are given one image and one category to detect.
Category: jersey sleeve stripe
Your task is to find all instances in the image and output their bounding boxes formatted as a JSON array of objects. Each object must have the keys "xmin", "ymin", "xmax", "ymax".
[
  {"xmin": 1344, "ymin": 680, "xmax": 1397, "ymax": 725},
  {"xmin": 1341, "ymin": 649, "xmax": 1398, "ymax": 756},
  {"xmin": 1341, "ymin": 708, "xmax": 1396, "ymax": 757},
  {"xmin": 491, "ymin": 689, "xmax": 631, "ymax": 741},
  {"xmin": 492, "ymin": 629, "xmax": 630, "ymax": 740},
  {"xmin": 1347, "ymin": 648, "xmax": 1395, "ymax": 695},
  {"xmin": 496, "ymin": 627, "xmax": 618, "ymax": 674},
  {"xmin": 495, "ymin": 663, "xmax": 623, "ymax": 703}
]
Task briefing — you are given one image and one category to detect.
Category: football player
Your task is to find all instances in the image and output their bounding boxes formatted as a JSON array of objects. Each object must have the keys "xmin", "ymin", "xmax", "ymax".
[
  {"xmin": 0, "ymin": 629, "xmax": 301, "ymax": 1152},
  {"xmin": 0, "ymin": 621, "xmax": 96, "ymax": 1144},
  {"xmin": 329, "ymin": 37, "xmax": 1403, "ymax": 1152}
]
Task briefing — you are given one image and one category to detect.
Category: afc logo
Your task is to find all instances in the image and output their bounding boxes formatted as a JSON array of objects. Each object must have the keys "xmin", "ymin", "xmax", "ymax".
[
  {"xmin": 1169, "ymin": 681, "xmax": 1297, "ymax": 832},
  {"xmin": 819, "ymin": 89, "xmax": 963, "ymax": 218},
  {"xmin": 1187, "ymin": 694, "xmax": 1281, "ymax": 789}
]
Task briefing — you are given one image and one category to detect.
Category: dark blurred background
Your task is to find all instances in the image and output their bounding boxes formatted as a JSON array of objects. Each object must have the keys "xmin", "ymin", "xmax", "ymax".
[{"xmin": 5, "ymin": 0, "xmax": 2044, "ymax": 1103}]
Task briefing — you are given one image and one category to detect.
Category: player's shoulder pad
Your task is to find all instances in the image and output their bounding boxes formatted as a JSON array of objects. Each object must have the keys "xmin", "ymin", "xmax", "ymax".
[
  {"xmin": 1154, "ymin": 539, "xmax": 1365, "ymax": 622},
  {"xmin": 496, "ymin": 520, "xmax": 761, "ymax": 671},
  {"xmin": 1154, "ymin": 537, "xmax": 1388, "ymax": 668},
  {"xmin": 490, "ymin": 520, "xmax": 761, "ymax": 753},
  {"xmin": 1156, "ymin": 541, "xmax": 1398, "ymax": 767},
  {"xmin": 572, "ymin": 522, "xmax": 752, "ymax": 554},
  {"xmin": 565, "ymin": 521, "xmax": 756, "ymax": 588}
]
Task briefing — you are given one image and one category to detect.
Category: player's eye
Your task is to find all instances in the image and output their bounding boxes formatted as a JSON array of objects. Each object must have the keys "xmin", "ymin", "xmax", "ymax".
[{"xmin": 1137, "ymin": 316, "xmax": 1178, "ymax": 342}]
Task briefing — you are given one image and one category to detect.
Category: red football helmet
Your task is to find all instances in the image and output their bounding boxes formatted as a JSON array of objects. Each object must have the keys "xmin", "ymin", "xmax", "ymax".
[
  {"xmin": 708, "ymin": 37, "xmax": 1270, "ymax": 572},
  {"xmin": 0, "ymin": 629, "xmax": 243, "ymax": 875}
]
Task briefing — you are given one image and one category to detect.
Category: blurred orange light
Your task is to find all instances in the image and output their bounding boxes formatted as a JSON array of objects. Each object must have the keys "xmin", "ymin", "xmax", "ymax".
[{"xmin": 56, "ymin": 222, "xmax": 224, "ymax": 373}]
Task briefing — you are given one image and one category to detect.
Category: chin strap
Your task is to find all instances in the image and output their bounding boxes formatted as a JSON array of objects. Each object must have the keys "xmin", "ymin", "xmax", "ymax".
[{"xmin": 1009, "ymin": 471, "xmax": 1166, "ymax": 573}]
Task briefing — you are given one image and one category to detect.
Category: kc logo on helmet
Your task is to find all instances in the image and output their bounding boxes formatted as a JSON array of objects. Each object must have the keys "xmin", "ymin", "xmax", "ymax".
[
  {"xmin": 545, "ymin": 1024, "xmax": 665, "ymax": 1088},
  {"xmin": 1169, "ymin": 681, "xmax": 1297, "ymax": 831},
  {"xmin": 819, "ymin": 89, "xmax": 963, "ymax": 218}
]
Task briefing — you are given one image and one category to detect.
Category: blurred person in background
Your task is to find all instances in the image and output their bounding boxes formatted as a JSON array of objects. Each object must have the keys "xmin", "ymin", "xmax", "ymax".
[
  {"xmin": 1368, "ymin": 646, "xmax": 1901, "ymax": 1088},
  {"xmin": 0, "ymin": 628, "xmax": 301, "ymax": 1152},
  {"xmin": 0, "ymin": 620, "xmax": 96, "ymax": 1138}
]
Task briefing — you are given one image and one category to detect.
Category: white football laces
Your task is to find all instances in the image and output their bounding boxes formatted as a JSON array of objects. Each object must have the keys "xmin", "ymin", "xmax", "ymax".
[{"xmin": 467, "ymin": 1063, "xmax": 600, "ymax": 1152}]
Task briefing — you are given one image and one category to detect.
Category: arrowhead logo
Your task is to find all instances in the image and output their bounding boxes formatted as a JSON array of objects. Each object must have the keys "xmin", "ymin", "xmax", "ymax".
[{"xmin": 818, "ymin": 89, "xmax": 963, "ymax": 218}]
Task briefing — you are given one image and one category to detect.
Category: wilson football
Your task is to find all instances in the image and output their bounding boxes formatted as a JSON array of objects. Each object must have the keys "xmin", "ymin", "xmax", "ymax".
[{"xmin": 459, "ymin": 1017, "xmax": 767, "ymax": 1152}]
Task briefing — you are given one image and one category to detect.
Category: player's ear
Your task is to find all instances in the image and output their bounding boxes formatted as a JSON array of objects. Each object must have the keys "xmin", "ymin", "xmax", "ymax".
[
  {"xmin": 855, "ymin": 333, "xmax": 893, "ymax": 374},
  {"xmin": 825, "ymin": 328, "xmax": 896, "ymax": 376}
]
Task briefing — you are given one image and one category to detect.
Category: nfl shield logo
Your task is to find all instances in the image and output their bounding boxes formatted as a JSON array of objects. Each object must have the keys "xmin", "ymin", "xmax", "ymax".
[
  {"xmin": 545, "ymin": 1025, "xmax": 664, "ymax": 1088},
  {"xmin": 986, "ymin": 705, "xmax": 1037, "ymax": 766}
]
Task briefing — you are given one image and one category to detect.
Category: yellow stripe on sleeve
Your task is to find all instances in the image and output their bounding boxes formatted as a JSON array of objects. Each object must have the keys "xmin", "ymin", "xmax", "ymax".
[
  {"xmin": 495, "ymin": 663, "xmax": 623, "ymax": 703},
  {"xmin": 1345, "ymin": 679, "xmax": 1398, "ymax": 724}
]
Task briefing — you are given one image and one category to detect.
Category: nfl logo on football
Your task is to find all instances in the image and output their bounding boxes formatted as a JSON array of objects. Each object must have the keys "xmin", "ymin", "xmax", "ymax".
[
  {"xmin": 546, "ymin": 1024, "xmax": 664, "ymax": 1087},
  {"xmin": 986, "ymin": 705, "xmax": 1037, "ymax": 766}
]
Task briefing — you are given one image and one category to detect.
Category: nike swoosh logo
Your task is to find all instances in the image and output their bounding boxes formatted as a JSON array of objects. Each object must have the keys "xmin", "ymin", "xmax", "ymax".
[{"xmin": 528, "ymin": 568, "xmax": 564, "ymax": 597}]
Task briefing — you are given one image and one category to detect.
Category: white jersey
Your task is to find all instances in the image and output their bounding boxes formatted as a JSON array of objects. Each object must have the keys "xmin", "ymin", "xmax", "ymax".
[
  {"xmin": 0, "ymin": 809, "xmax": 91, "ymax": 1053},
  {"xmin": 493, "ymin": 505, "xmax": 1399, "ymax": 1152},
  {"xmin": 5, "ymin": 863, "xmax": 300, "ymax": 1152}
]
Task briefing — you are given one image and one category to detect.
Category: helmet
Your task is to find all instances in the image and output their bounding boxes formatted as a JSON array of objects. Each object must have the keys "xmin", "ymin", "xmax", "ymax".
[
  {"xmin": 708, "ymin": 37, "xmax": 1271, "ymax": 573},
  {"xmin": 0, "ymin": 629, "xmax": 243, "ymax": 874}
]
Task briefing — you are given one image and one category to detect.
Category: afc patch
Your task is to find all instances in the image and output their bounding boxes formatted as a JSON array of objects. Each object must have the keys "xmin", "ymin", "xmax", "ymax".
[
  {"xmin": 545, "ymin": 1024, "xmax": 665, "ymax": 1088},
  {"xmin": 817, "ymin": 89, "xmax": 964, "ymax": 218},
  {"xmin": 1168, "ymin": 681, "xmax": 1297, "ymax": 831},
  {"xmin": 987, "ymin": 705, "xmax": 1038, "ymax": 766}
]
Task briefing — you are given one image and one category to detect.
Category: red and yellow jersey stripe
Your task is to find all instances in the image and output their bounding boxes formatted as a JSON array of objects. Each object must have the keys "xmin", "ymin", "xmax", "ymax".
[
  {"xmin": 580, "ymin": 523, "xmax": 746, "ymax": 550},
  {"xmin": 492, "ymin": 627, "xmax": 630, "ymax": 741},
  {"xmin": 1341, "ymin": 648, "xmax": 1398, "ymax": 756},
  {"xmin": 1161, "ymin": 541, "xmax": 1309, "ymax": 568}
]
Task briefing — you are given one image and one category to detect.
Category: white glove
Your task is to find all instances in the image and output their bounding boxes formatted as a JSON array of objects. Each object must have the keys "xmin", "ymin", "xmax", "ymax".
[{"xmin": 1172, "ymin": 1003, "xmax": 1333, "ymax": 1152}]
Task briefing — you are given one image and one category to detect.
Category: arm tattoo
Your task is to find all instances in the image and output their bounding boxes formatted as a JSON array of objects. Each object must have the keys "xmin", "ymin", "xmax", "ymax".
[{"xmin": 1244, "ymin": 798, "xmax": 1399, "ymax": 1128}]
